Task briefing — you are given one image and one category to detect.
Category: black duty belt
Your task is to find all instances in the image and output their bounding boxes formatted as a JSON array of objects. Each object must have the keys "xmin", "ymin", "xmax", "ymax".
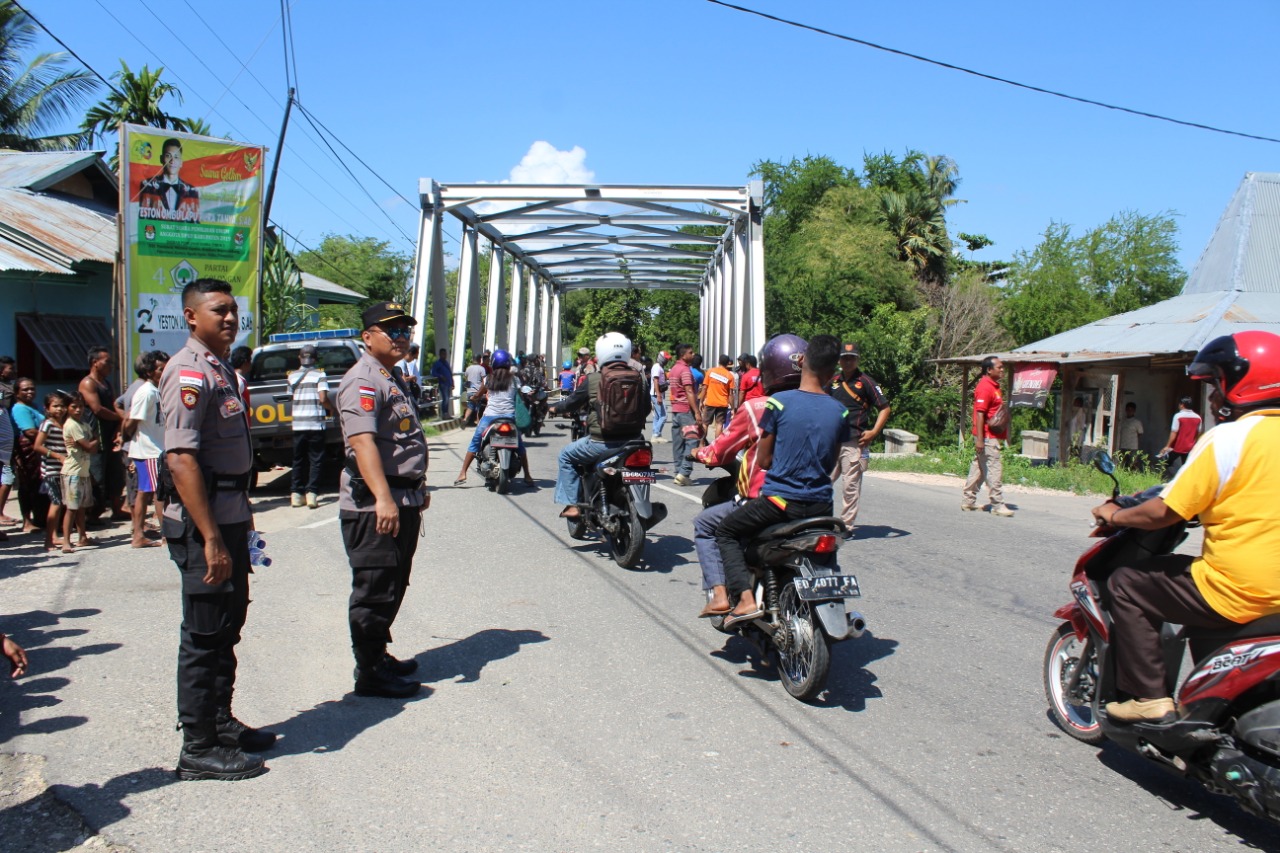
[{"xmin": 345, "ymin": 463, "xmax": 424, "ymax": 493}]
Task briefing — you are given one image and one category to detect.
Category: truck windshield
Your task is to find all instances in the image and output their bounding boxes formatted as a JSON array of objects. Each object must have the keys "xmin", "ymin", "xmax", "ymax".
[{"xmin": 252, "ymin": 346, "xmax": 361, "ymax": 381}]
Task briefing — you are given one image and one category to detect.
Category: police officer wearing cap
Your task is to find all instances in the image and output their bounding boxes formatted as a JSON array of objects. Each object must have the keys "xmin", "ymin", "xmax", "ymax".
[
  {"xmin": 338, "ymin": 301, "xmax": 429, "ymax": 698},
  {"xmin": 159, "ymin": 278, "xmax": 274, "ymax": 781},
  {"xmin": 827, "ymin": 342, "xmax": 891, "ymax": 537}
]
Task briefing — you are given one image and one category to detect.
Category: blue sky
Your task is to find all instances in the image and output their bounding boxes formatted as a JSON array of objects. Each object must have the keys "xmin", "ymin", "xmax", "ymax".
[{"xmin": 31, "ymin": 0, "xmax": 1279, "ymax": 275}]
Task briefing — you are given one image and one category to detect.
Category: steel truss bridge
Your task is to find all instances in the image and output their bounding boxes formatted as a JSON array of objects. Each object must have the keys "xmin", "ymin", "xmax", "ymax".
[{"xmin": 409, "ymin": 181, "xmax": 766, "ymax": 415}]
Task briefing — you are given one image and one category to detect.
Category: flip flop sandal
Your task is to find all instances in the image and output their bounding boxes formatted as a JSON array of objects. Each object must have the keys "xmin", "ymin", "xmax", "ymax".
[
  {"xmin": 453, "ymin": 478, "xmax": 467, "ymax": 486},
  {"xmin": 723, "ymin": 608, "xmax": 764, "ymax": 628},
  {"xmin": 698, "ymin": 604, "xmax": 732, "ymax": 618}
]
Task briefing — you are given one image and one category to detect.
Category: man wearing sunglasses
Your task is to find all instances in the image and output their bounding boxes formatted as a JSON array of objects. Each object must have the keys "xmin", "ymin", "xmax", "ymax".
[{"xmin": 336, "ymin": 302, "xmax": 429, "ymax": 698}]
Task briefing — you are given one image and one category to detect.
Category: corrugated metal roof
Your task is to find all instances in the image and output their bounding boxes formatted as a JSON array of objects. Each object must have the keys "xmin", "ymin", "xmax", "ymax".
[
  {"xmin": 301, "ymin": 271, "xmax": 364, "ymax": 303},
  {"xmin": 1183, "ymin": 171, "xmax": 1280, "ymax": 295},
  {"xmin": 0, "ymin": 187, "xmax": 116, "ymax": 274},
  {"xmin": 1011, "ymin": 290, "xmax": 1280, "ymax": 357},
  {"xmin": 0, "ymin": 149, "xmax": 111, "ymax": 190}
]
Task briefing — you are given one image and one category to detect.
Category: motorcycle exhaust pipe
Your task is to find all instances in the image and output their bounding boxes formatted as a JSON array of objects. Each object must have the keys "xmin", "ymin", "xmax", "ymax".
[{"xmin": 846, "ymin": 611, "xmax": 867, "ymax": 639}]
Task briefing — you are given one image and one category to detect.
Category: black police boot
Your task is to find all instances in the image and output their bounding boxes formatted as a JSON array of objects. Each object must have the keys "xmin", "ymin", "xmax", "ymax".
[
  {"xmin": 216, "ymin": 705, "xmax": 278, "ymax": 752},
  {"xmin": 383, "ymin": 650, "xmax": 419, "ymax": 676},
  {"xmin": 176, "ymin": 719, "xmax": 267, "ymax": 781},
  {"xmin": 353, "ymin": 644, "xmax": 420, "ymax": 698}
]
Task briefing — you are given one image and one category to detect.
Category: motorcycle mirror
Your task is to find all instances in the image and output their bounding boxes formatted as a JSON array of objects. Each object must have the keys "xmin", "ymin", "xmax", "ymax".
[{"xmin": 1092, "ymin": 451, "xmax": 1121, "ymax": 499}]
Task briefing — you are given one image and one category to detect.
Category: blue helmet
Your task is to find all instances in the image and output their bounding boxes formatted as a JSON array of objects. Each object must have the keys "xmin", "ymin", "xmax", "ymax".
[
  {"xmin": 563, "ymin": 360, "xmax": 572, "ymax": 369},
  {"xmin": 490, "ymin": 349, "xmax": 513, "ymax": 369}
]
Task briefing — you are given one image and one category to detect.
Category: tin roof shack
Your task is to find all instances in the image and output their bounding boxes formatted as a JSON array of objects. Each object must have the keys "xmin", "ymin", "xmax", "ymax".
[
  {"xmin": 940, "ymin": 171, "xmax": 1280, "ymax": 463},
  {"xmin": 0, "ymin": 150, "xmax": 118, "ymax": 385}
]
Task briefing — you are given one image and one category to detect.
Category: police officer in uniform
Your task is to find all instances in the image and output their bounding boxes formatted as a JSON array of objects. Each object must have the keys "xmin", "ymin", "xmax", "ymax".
[
  {"xmin": 159, "ymin": 278, "xmax": 274, "ymax": 781},
  {"xmin": 338, "ymin": 302, "xmax": 429, "ymax": 698}
]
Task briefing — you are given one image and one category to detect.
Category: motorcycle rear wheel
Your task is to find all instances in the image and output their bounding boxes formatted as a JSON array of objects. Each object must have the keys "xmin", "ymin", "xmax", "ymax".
[
  {"xmin": 566, "ymin": 483, "xmax": 588, "ymax": 540},
  {"xmin": 776, "ymin": 581, "xmax": 831, "ymax": 701},
  {"xmin": 605, "ymin": 495, "xmax": 646, "ymax": 569},
  {"xmin": 1043, "ymin": 622, "xmax": 1104, "ymax": 744}
]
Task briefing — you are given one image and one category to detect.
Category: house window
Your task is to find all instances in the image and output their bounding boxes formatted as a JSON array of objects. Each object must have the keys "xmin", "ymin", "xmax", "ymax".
[{"xmin": 15, "ymin": 313, "xmax": 113, "ymax": 384}]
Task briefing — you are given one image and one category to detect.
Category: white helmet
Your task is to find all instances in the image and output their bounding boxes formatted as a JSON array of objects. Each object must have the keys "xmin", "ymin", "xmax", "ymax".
[{"xmin": 595, "ymin": 332, "xmax": 632, "ymax": 366}]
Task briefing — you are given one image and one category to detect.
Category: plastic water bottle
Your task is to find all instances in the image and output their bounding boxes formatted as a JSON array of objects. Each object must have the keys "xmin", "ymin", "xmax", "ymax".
[{"xmin": 247, "ymin": 530, "xmax": 271, "ymax": 568}]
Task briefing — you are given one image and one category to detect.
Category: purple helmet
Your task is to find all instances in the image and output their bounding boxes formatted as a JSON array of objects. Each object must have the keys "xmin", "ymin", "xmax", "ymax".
[
  {"xmin": 759, "ymin": 334, "xmax": 807, "ymax": 394},
  {"xmin": 490, "ymin": 349, "xmax": 513, "ymax": 369}
]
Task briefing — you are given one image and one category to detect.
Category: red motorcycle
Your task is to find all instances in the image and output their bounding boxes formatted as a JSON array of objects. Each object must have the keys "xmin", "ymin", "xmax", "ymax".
[{"xmin": 1044, "ymin": 451, "xmax": 1280, "ymax": 824}]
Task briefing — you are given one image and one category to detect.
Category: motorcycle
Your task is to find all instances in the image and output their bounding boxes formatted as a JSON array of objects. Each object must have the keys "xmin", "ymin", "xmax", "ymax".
[
  {"xmin": 1044, "ymin": 451, "xmax": 1280, "ymax": 824},
  {"xmin": 476, "ymin": 417, "xmax": 522, "ymax": 495},
  {"xmin": 565, "ymin": 439, "xmax": 668, "ymax": 569},
  {"xmin": 699, "ymin": 459, "xmax": 866, "ymax": 702}
]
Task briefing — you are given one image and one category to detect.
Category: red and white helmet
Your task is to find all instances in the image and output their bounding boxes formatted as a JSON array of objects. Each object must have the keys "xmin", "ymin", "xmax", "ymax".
[{"xmin": 1187, "ymin": 331, "xmax": 1280, "ymax": 411}]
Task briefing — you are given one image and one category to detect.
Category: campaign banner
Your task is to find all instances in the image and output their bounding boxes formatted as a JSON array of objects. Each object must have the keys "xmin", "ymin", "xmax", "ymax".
[
  {"xmin": 121, "ymin": 124, "xmax": 266, "ymax": 365},
  {"xmin": 1011, "ymin": 363, "xmax": 1057, "ymax": 409}
]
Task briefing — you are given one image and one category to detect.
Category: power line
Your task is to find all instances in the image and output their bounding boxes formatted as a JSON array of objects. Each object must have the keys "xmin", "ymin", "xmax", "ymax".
[
  {"xmin": 9, "ymin": 0, "xmax": 122, "ymax": 98},
  {"xmin": 703, "ymin": 0, "xmax": 1280, "ymax": 145},
  {"xmin": 294, "ymin": 103, "xmax": 419, "ymax": 212},
  {"xmin": 269, "ymin": 221, "xmax": 373, "ymax": 294}
]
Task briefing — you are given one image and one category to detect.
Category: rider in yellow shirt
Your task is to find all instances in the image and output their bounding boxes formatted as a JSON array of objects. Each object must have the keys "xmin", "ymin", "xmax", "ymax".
[{"xmin": 1090, "ymin": 331, "xmax": 1280, "ymax": 722}]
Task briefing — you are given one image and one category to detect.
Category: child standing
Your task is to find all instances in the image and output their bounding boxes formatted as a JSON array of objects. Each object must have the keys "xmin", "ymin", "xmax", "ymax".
[
  {"xmin": 59, "ymin": 393, "xmax": 99, "ymax": 554},
  {"xmin": 714, "ymin": 334, "xmax": 851, "ymax": 625},
  {"xmin": 33, "ymin": 392, "xmax": 70, "ymax": 552}
]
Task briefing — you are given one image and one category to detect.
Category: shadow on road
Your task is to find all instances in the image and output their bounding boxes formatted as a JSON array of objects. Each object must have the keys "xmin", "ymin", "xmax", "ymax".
[
  {"xmin": 1093, "ymin": 742, "xmax": 1279, "ymax": 847},
  {"xmin": 262, "ymin": 629, "xmax": 548, "ymax": 756},
  {"xmin": 709, "ymin": 629, "xmax": 898, "ymax": 712},
  {"xmin": 0, "ymin": 609, "xmax": 117, "ymax": 748},
  {"xmin": 850, "ymin": 524, "xmax": 911, "ymax": 540},
  {"xmin": 416, "ymin": 628, "xmax": 549, "ymax": 684}
]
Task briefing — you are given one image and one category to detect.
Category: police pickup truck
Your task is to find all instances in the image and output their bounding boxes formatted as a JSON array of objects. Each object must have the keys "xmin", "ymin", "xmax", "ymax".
[{"xmin": 246, "ymin": 329, "xmax": 362, "ymax": 472}]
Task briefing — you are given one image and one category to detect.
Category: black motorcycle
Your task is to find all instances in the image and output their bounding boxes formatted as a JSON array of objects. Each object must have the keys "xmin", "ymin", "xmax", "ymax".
[
  {"xmin": 476, "ymin": 417, "xmax": 522, "ymax": 495},
  {"xmin": 565, "ymin": 439, "xmax": 667, "ymax": 568},
  {"xmin": 699, "ymin": 461, "xmax": 866, "ymax": 701},
  {"xmin": 519, "ymin": 385, "xmax": 548, "ymax": 437}
]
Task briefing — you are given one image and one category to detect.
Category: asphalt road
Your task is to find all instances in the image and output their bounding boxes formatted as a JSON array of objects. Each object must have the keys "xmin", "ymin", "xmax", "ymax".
[{"xmin": 1, "ymin": 420, "xmax": 1277, "ymax": 853}]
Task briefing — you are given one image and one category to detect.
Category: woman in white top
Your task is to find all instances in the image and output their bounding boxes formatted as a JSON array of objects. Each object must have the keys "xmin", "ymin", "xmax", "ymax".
[{"xmin": 453, "ymin": 349, "xmax": 534, "ymax": 486}]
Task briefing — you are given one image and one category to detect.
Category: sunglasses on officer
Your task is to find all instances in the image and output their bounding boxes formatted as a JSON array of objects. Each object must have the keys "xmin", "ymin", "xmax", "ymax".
[{"xmin": 373, "ymin": 325, "xmax": 413, "ymax": 341}]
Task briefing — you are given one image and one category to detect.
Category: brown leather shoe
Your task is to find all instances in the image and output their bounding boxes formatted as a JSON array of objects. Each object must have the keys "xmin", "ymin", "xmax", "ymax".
[{"xmin": 1106, "ymin": 697, "xmax": 1176, "ymax": 722}]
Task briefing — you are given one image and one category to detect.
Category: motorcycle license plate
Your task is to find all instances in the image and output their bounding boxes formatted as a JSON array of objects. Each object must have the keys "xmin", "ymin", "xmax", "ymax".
[
  {"xmin": 489, "ymin": 436, "xmax": 519, "ymax": 449},
  {"xmin": 621, "ymin": 468, "xmax": 655, "ymax": 483},
  {"xmin": 792, "ymin": 574, "xmax": 861, "ymax": 601}
]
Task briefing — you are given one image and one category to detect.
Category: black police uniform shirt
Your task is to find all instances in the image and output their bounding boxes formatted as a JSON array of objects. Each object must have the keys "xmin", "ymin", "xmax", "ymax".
[
  {"xmin": 827, "ymin": 372, "xmax": 890, "ymax": 434},
  {"xmin": 337, "ymin": 352, "xmax": 428, "ymax": 512},
  {"xmin": 158, "ymin": 336, "xmax": 253, "ymax": 524}
]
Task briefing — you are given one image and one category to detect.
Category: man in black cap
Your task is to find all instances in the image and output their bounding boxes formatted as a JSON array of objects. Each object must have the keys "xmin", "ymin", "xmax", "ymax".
[
  {"xmin": 827, "ymin": 342, "xmax": 891, "ymax": 538},
  {"xmin": 336, "ymin": 302, "xmax": 429, "ymax": 698}
]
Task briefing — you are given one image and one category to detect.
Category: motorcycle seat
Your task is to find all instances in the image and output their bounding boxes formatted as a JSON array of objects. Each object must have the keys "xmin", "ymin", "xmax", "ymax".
[
  {"xmin": 751, "ymin": 516, "xmax": 846, "ymax": 542},
  {"xmin": 575, "ymin": 439, "xmax": 648, "ymax": 467},
  {"xmin": 1185, "ymin": 613, "xmax": 1280, "ymax": 645}
]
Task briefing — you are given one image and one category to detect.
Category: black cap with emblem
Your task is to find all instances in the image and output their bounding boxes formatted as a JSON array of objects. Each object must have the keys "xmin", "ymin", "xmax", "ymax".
[{"xmin": 361, "ymin": 301, "xmax": 417, "ymax": 329}]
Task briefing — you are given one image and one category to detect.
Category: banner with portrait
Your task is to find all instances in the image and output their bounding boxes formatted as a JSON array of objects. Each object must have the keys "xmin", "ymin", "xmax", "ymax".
[
  {"xmin": 120, "ymin": 124, "xmax": 266, "ymax": 367},
  {"xmin": 1011, "ymin": 363, "xmax": 1058, "ymax": 409}
]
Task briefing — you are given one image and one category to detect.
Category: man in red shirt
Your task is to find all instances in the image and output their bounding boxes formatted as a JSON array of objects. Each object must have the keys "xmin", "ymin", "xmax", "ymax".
[
  {"xmin": 962, "ymin": 356, "xmax": 1013, "ymax": 517},
  {"xmin": 668, "ymin": 344, "xmax": 703, "ymax": 486},
  {"xmin": 1158, "ymin": 395, "xmax": 1202, "ymax": 480},
  {"xmin": 736, "ymin": 353, "xmax": 763, "ymax": 406}
]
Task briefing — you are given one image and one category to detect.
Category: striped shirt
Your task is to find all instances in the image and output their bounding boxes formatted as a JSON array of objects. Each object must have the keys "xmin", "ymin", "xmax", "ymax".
[
  {"xmin": 287, "ymin": 367, "xmax": 329, "ymax": 431},
  {"xmin": 40, "ymin": 419, "xmax": 66, "ymax": 477}
]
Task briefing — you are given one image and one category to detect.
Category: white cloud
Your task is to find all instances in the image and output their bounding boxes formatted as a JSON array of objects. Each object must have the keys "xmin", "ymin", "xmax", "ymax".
[{"xmin": 508, "ymin": 141, "xmax": 595, "ymax": 184}]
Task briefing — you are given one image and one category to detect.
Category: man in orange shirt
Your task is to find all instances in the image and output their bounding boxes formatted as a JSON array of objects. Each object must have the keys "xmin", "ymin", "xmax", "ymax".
[
  {"xmin": 1090, "ymin": 332, "xmax": 1280, "ymax": 722},
  {"xmin": 701, "ymin": 355, "xmax": 737, "ymax": 442}
]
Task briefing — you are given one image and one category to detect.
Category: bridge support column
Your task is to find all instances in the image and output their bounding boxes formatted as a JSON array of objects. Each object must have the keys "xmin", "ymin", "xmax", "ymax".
[
  {"xmin": 410, "ymin": 181, "xmax": 452, "ymax": 412},
  {"xmin": 484, "ymin": 244, "xmax": 506, "ymax": 352},
  {"xmin": 549, "ymin": 288, "xmax": 562, "ymax": 376},
  {"xmin": 451, "ymin": 226, "xmax": 480, "ymax": 407},
  {"xmin": 508, "ymin": 259, "xmax": 524, "ymax": 355},
  {"xmin": 524, "ymin": 267, "xmax": 538, "ymax": 358}
]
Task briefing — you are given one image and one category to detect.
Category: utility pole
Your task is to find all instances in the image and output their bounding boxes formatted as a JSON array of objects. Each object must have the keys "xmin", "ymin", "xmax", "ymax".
[{"xmin": 259, "ymin": 87, "xmax": 295, "ymax": 337}]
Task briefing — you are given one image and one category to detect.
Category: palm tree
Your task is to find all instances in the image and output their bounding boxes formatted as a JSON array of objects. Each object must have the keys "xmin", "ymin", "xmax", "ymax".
[
  {"xmin": 0, "ymin": 0, "xmax": 99, "ymax": 150},
  {"xmin": 81, "ymin": 61, "xmax": 194, "ymax": 142}
]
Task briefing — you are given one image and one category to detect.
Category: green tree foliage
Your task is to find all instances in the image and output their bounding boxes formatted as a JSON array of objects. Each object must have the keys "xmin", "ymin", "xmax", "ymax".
[
  {"xmin": 562, "ymin": 287, "xmax": 699, "ymax": 359},
  {"xmin": 863, "ymin": 151, "xmax": 962, "ymax": 288},
  {"xmin": 295, "ymin": 234, "xmax": 412, "ymax": 329},
  {"xmin": 0, "ymin": 1, "xmax": 98, "ymax": 150},
  {"xmin": 1000, "ymin": 211, "xmax": 1183, "ymax": 346},
  {"xmin": 81, "ymin": 62, "xmax": 213, "ymax": 167},
  {"xmin": 260, "ymin": 236, "xmax": 310, "ymax": 336}
]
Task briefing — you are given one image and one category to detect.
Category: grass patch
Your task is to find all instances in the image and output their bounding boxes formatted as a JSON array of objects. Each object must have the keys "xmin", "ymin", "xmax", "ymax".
[{"xmin": 872, "ymin": 443, "xmax": 1163, "ymax": 496}]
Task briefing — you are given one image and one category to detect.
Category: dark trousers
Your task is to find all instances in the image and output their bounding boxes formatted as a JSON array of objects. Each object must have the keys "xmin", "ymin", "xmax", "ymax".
[
  {"xmin": 1162, "ymin": 451, "xmax": 1189, "ymax": 482},
  {"xmin": 1108, "ymin": 554, "xmax": 1235, "ymax": 698},
  {"xmin": 341, "ymin": 507, "xmax": 421, "ymax": 650},
  {"xmin": 715, "ymin": 496, "xmax": 832, "ymax": 600},
  {"xmin": 166, "ymin": 517, "xmax": 251, "ymax": 724},
  {"xmin": 291, "ymin": 430, "xmax": 325, "ymax": 494}
]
